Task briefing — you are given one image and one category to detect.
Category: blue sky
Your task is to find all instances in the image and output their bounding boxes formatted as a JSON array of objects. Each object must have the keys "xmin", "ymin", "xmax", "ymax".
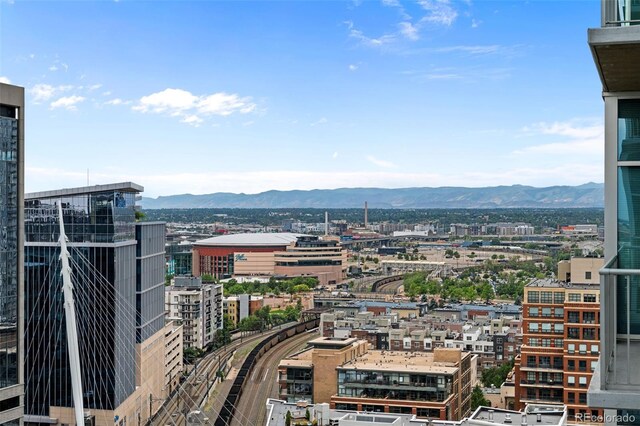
[{"xmin": 1, "ymin": 0, "xmax": 604, "ymax": 198}]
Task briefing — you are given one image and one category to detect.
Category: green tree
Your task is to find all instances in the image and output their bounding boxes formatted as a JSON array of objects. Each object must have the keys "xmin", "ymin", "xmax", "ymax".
[
  {"xmin": 201, "ymin": 273, "xmax": 215, "ymax": 283},
  {"xmin": 228, "ymin": 284, "xmax": 245, "ymax": 295},
  {"xmin": 481, "ymin": 361, "xmax": 514, "ymax": 387},
  {"xmin": 183, "ymin": 347, "xmax": 204, "ymax": 364},
  {"xmin": 135, "ymin": 210, "xmax": 146, "ymax": 221},
  {"xmin": 286, "ymin": 410, "xmax": 292, "ymax": 426},
  {"xmin": 165, "ymin": 274, "xmax": 174, "ymax": 286},
  {"xmin": 471, "ymin": 385, "xmax": 491, "ymax": 410},
  {"xmin": 305, "ymin": 408, "xmax": 311, "ymax": 421}
]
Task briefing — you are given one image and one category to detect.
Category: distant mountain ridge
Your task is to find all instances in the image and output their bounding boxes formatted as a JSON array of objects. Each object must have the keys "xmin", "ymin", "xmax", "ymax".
[{"xmin": 140, "ymin": 183, "xmax": 604, "ymax": 209}]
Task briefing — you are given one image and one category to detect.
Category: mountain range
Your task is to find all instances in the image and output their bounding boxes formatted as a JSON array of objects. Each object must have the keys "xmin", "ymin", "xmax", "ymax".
[{"xmin": 140, "ymin": 183, "xmax": 604, "ymax": 209}]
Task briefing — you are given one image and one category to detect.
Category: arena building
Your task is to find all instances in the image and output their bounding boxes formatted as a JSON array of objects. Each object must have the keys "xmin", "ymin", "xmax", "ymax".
[{"xmin": 192, "ymin": 233, "xmax": 347, "ymax": 286}]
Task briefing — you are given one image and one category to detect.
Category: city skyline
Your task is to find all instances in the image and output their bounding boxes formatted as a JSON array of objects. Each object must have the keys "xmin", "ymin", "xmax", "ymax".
[{"xmin": 1, "ymin": 0, "xmax": 603, "ymax": 197}]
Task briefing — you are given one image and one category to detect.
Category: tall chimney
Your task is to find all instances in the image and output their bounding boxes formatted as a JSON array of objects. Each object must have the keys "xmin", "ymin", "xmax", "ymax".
[
  {"xmin": 364, "ymin": 201, "xmax": 368, "ymax": 228},
  {"xmin": 325, "ymin": 211, "xmax": 329, "ymax": 236}
]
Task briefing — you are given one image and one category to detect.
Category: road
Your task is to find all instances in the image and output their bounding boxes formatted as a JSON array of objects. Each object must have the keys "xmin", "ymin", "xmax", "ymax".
[
  {"xmin": 150, "ymin": 328, "xmax": 285, "ymax": 426},
  {"xmin": 230, "ymin": 331, "xmax": 317, "ymax": 426}
]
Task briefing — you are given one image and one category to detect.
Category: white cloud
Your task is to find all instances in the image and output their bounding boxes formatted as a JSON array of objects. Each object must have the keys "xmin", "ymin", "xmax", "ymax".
[
  {"xmin": 49, "ymin": 65, "xmax": 59, "ymax": 72},
  {"xmin": 431, "ymin": 45, "xmax": 502, "ymax": 55},
  {"xmin": 349, "ymin": 64, "xmax": 359, "ymax": 72},
  {"xmin": 88, "ymin": 84, "xmax": 103, "ymax": 91},
  {"xmin": 198, "ymin": 92, "xmax": 256, "ymax": 115},
  {"xmin": 333, "ymin": 152, "xmax": 339, "ymax": 159},
  {"xmin": 30, "ymin": 84, "xmax": 73, "ymax": 103},
  {"xmin": 133, "ymin": 88, "xmax": 257, "ymax": 124},
  {"xmin": 310, "ymin": 117, "xmax": 328, "ymax": 127},
  {"xmin": 418, "ymin": 0, "xmax": 458, "ymax": 26},
  {"xmin": 349, "ymin": 27, "xmax": 396, "ymax": 47},
  {"xmin": 471, "ymin": 18, "xmax": 481, "ymax": 28},
  {"xmin": 104, "ymin": 98, "xmax": 133, "ymax": 106},
  {"xmin": 0, "ymin": 77, "xmax": 10, "ymax": 84},
  {"xmin": 181, "ymin": 115, "xmax": 204, "ymax": 126},
  {"xmin": 50, "ymin": 95, "xmax": 85, "ymax": 111},
  {"xmin": 30, "ymin": 84, "xmax": 56, "ymax": 102},
  {"xmin": 515, "ymin": 120, "xmax": 604, "ymax": 156},
  {"xmin": 399, "ymin": 22, "xmax": 419, "ymax": 40},
  {"xmin": 367, "ymin": 155, "xmax": 397, "ymax": 168},
  {"xmin": 348, "ymin": 0, "xmax": 460, "ymax": 49}
]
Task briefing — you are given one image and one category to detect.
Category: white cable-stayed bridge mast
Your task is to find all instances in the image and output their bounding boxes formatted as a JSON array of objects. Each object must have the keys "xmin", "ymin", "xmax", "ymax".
[{"xmin": 57, "ymin": 200, "xmax": 85, "ymax": 426}]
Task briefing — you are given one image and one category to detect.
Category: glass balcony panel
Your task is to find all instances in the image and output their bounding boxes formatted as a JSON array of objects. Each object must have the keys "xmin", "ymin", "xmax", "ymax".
[{"xmin": 599, "ymin": 259, "xmax": 640, "ymax": 392}]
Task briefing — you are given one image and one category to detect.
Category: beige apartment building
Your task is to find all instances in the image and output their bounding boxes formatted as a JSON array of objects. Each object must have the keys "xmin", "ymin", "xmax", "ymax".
[{"xmin": 278, "ymin": 338, "xmax": 474, "ymax": 421}]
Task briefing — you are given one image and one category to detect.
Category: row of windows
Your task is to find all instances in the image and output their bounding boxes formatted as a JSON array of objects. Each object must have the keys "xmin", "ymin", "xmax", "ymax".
[
  {"xmin": 528, "ymin": 338, "xmax": 564, "ymax": 348},
  {"xmin": 567, "ymin": 293, "xmax": 598, "ymax": 303},
  {"xmin": 528, "ymin": 323, "xmax": 564, "ymax": 333},
  {"xmin": 527, "ymin": 291, "xmax": 598, "ymax": 304},
  {"xmin": 528, "ymin": 307, "xmax": 563, "ymax": 318},
  {"xmin": 567, "ymin": 343, "xmax": 599, "ymax": 354},
  {"xmin": 527, "ymin": 291, "xmax": 565, "ymax": 304},
  {"xmin": 566, "ymin": 327, "xmax": 598, "ymax": 340},
  {"xmin": 567, "ymin": 359, "xmax": 597, "ymax": 372},
  {"xmin": 567, "ymin": 375, "xmax": 590, "ymax": 387}
]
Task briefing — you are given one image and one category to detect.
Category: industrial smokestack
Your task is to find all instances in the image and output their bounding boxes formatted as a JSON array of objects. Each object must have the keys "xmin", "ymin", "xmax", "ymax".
[
  {"xmin": 325, "ymin": 211, "xmax": 329, "ymax": 236},
  {"xmin": 364, "ymin": 201, "xmax": 368, "ymax": 228}
]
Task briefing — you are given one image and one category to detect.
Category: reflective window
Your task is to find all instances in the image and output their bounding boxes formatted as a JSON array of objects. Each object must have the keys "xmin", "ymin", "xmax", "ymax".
[
  {"xmin": 25, "ymin": 191, "xmax": 136, "ymax": 243},
  {"xmin": 0, "ymin": 116, "xmax": 19, "ymax": 388}
]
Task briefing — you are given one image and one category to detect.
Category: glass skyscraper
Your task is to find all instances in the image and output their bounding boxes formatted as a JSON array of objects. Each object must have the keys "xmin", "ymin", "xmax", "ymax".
[
  {"xmin": 0, "ymin": 83, "xmax": 24, "ymax": 425},
  {"xmin": 23, "ymin": 183, "xmax": 151, "ymax": 423},
  {"xmin": 588, "ymin": 1, "xmax": 640, "ymax": 423}
]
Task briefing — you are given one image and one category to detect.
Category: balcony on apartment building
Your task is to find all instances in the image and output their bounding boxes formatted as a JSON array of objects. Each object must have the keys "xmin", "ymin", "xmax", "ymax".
[
  {"xmin": 588, "ymin": 256, "xmax": 640, "ymax": 409},
  {"xmin": 589, "ymin": 0, "xmax": 640, "ymax": 92}
]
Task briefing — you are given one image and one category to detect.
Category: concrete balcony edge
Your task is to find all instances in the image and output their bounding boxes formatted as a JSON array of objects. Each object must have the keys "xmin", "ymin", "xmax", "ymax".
[
  {"xmin": 588, "ymin": 365, "xmax": 640, "ymax": 410},
  {"xmin": 589, "ymin": 25, "xmax": 640, "ymax": 45}
]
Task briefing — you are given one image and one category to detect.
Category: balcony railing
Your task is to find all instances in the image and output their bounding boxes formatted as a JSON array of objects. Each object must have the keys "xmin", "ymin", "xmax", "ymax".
[
  {"xmin": 602, "ymin": 0, "xmax": 640, "ymax": 27},
  {"xmin": 598, "ymin": 256, "xmax": 640, "ymax": 390}
]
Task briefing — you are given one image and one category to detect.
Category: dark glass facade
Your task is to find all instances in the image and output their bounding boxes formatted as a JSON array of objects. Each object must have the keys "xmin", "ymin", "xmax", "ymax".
[
  {"xmin": 617, "ymin": 100, "xmax": 640, "ymax": 334},
  {"xmin": 135, "ymin": 222, "xmax": 165, "ymax": 343},
  {"xmin": 24, "ymin": 186, "xmax": 140, "ymax": 418},
  {"xmin": 0, "ymin": 109, "xmax": 19, "ymax": 389}
]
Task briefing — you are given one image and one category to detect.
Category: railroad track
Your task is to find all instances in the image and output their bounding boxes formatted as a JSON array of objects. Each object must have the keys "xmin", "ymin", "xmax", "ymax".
[
  {"xmin": 149, "ymin": 328, "xmax": 286, "ymax": 426},
  {"xmin": 376, "ymin": 279, "xmax": 404, "ymax": 294},
  {"xmin": 213, "ymin": 319, "xmax": 320, "ymax": 426},
  {"xmin": 231, "ymin": 331, "xmax": 317, "ymax": 426}
]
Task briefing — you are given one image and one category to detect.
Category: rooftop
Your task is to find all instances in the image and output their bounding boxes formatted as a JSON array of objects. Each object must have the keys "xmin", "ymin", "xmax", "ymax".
[
  {"xmin": 525, "ymin": 278, "xmax": 600, "ymax": 290},
  {"xmin": 471, "ymin": 406, "xmax": 566, "ymax": 426},
  {"xmin": 310, "ymin": 336, "xmax": 360, "ymax": 348},
  {"xmin": 278, "ymin": 348, "xmax": 313, "ymax": 368},
  {"xmin": 26, "ymin": 182, "xmax": 143, "ymax": 200},
  {"xmin": 338, "ymin": 350, "xmax": 460, "ymax": 374},
  {"xmin": 194, "ymin": 232, "xmax": 308, "ymax": 247}
]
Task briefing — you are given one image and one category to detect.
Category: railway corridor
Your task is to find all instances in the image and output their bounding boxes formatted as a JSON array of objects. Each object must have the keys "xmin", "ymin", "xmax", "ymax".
[{"xmin": 230, "ymin": 331, "xmax": 318, "ymax": 426}]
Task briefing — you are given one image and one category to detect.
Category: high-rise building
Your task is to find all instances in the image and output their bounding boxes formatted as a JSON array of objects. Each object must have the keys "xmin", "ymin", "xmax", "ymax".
[
  {"xmin": 0, "ymin": 82, "xmax": 24, "ymax": 424},
  {"xmin": 165, "ymin": 276, "xmax": 223, "ymax": 350},
  {"xmin": 515, "ymin": 258, "xmax": 603, "ymax": 421},
  {"xmin": 587, "ymin": 1, "xmax": 640, "ymax": 423},
  {"xmin": 23, "ymin": 182, "xmax": 169, "ymax": 425}
]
